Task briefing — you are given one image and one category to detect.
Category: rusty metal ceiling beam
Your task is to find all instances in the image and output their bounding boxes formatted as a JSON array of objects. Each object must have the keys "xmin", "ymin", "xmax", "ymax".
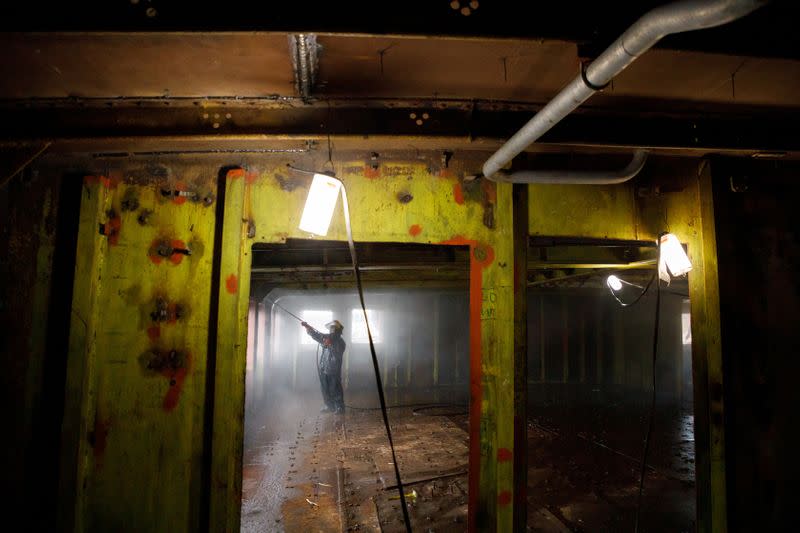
[{"xmin": 2, "ymin": 98, "xmax": 799, "ymax": 156}]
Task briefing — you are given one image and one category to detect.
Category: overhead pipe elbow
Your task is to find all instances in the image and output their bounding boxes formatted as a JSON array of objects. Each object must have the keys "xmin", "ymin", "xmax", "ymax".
[
  {"xmin": 489, "ymin": 150, "xmax": 648, "ymax": 184},
  {"xmin": 481, "ymin": 0, "xmax": 768, "ymax": 180}
]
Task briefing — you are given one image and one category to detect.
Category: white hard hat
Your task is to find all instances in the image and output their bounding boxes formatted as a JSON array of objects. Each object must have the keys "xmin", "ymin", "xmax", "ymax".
[{"xmin": 325, "ymin": 320, "xmax": 344, "ymax": 332}]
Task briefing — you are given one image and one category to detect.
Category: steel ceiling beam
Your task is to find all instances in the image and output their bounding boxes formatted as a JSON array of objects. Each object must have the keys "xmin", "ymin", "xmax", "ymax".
[{"xmin": 1, "ymin": 98, "xmax": 798, "ymax": 155}]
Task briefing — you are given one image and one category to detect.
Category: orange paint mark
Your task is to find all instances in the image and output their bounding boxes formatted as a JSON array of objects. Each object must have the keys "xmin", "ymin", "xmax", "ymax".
[
  {"xmin": 147, "ymin": 326, "xmax": 161, "ymax": 341},
  {"xmin": 453, "ymin": 182, "xmax": 465, "ymax": 205},
  {"xmin": 436, "ymin": 235, "xmax": 494, "ymax": 532},
  {"xmin": 498, "ymin": 447, "xmax": 513, "ymax": 462},
  {"xmin": 226, "ymin": 274, "xmax": 238, "ymax": 294},
  {"xmin": 245, "ymin": 172, "xmax": 258, "ymax": 184},
  {"xmin": 169, "ymin": 239, "xmax": 186, "ymax": 265},
  {"xmin": 408, "ymin": 224, "xmax": 422, "ymax": 237},
  {"xmin": 364, "ymin": 166, "xmax": 381, "ymax": 179},
  {"xmin": 161, "ymin": 353, "xmax": 191, "ymax": 411},
  {"xmin": 498, "ymin": 490, "xmax": 512, "ymax": 506},
  {"xmin": 227, "ymin": 168, "xmax": 245, "ymax": 180},
  {"xmin": 173, "ymin": 181, "xmax": 187, "ymax": 205}
]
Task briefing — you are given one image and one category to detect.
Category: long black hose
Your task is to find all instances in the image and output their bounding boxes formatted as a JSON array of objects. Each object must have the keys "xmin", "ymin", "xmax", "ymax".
[
  {"xmin": 338, "ymin": 182, "xmax": 413, "ymax": 532},
  {"xmin": 287, "ymin": 164, "xmax": 412, "ymax": 531},
  {"xmin": 634, "ymin": 242, "xmax": 662, "ymax": 533},
  {"xmin": 604, "ymin": 243, "xmax": 663, "ymax": 531}
]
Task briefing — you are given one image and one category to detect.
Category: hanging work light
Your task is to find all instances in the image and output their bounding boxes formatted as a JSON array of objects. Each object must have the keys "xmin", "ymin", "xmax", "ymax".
[
  {"xmin": 658, "ymin": 233, "xmax": 692, "ymax": 283},
  {"xmin": 298, "ymin": 173, "xmax": 342, "ymax": 236},
  {"xmin": 606, "ymin": 275, "xmax": 623, "ymax": 291}
]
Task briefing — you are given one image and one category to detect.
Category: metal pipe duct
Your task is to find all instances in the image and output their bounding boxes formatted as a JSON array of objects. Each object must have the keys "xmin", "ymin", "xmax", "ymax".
[
  {"xmin": 492, "ymin": 150, "xmax": 648, "ymax": 184},
  {"xmin": 482, "ymin": 0, "xmax": 768, "ymax": 180}
]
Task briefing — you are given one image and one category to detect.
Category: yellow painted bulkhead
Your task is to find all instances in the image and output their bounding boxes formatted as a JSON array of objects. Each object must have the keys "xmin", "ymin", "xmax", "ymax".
[
  {"xmin": 60, "ymin": 154, "xmax": 722, "ymax": 532},
  {"xmin": 62, "ymin": 158, "xmax": 518, "ymax": 532}
]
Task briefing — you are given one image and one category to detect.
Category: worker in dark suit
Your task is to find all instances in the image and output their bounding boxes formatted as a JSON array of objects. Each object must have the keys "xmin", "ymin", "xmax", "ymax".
[{"xmin": 301, "ymin": 319, "xmax": 346, "ymax": 413}]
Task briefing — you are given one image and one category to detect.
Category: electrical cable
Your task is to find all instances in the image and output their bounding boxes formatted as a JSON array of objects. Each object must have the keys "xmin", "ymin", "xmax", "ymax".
[
  {"xmin": 610, "ymin": 272, "xmax": 655, "ymax": 307},
  {"xmin": 337, "ymin": 179, "xmax": 413, "ymax": 533},
  {"xmin": 286, "ymin": 164, "xmax": 411, "ymax": 530},
  {"xmin": 634, "ymin": 241, "xmax": 662, "ymax": 533}
]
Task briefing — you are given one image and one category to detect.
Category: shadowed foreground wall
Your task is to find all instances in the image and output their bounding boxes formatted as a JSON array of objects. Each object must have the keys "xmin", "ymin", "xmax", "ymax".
[{"xmin": 712, "ymin": 160, "xmax": 800, "ymax": 531}]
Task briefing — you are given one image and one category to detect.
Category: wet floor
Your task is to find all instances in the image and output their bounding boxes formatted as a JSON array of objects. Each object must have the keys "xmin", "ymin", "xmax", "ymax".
[
  {"xmin": 241, "ymin": 397, "xmax": 469, "ymax": 532},
  {"xmin": 241, "ymin": 399, "xmax": 694, "ymax": 532},
  {"xmin": 526, "ymin": 404, "xmax": 696, "ymax": 532}
]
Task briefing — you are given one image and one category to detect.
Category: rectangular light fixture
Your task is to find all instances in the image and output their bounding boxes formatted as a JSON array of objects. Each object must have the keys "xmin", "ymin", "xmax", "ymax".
[
  {"xmin": 299, "ymin": 173, "xmax": 342, "ymax": 236},
  {"xmin": 658, "ymin": 233, "xmax": 692, "ymax": 283}
]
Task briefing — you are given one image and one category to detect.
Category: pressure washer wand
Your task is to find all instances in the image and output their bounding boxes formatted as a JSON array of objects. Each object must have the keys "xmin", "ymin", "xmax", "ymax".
[{"xmin": 265, "ymin": 297, "xmax": 305, "ymax": 324}]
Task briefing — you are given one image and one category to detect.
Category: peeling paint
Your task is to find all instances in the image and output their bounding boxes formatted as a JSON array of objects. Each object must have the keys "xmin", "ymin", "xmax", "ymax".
[
  {"xmin": 121, "ymin": 188, "xmax": 140, "ymax": 212},
  {"xmin": 275, "ymin": 174, "xmax": 302, "ymax": 192},
  {"xmin": 397, "ymin": 191, "xmax": 414, "ymax": 204}
]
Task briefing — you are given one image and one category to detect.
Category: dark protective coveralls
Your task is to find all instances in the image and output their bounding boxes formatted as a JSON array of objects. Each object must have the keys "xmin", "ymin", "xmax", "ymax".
[{"xmin": 304, "ymin": 326, "xmax": 346, "ymax": 412}]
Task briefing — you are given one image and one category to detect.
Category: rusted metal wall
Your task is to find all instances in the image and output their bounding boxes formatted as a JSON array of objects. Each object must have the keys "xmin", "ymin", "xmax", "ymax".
[
  {"xmin": 526, "ymin": 289, "xmax": 686, "ymax": 403},
  {"xmin": 1, "ymin": 167, "xmax": 80, "ymax": 532},
  {"xmin": 711, "ymin": 159, "xmax": 800, "ymax": 532}
]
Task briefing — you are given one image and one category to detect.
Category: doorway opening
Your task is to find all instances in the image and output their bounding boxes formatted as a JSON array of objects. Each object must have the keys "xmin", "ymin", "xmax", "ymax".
[
  {"xmin": 526, "ymin": 238, "xmax": 696, "ymax": 531},
  {"xmin": 240, "ymin": 240, "xmax": 471, "ymax": 532}
]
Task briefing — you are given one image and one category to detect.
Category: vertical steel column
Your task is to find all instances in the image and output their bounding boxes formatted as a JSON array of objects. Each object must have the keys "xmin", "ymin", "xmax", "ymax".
[{"xmin": 512, "ymin": 183, "xmax": 529, "ymax": 531}]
